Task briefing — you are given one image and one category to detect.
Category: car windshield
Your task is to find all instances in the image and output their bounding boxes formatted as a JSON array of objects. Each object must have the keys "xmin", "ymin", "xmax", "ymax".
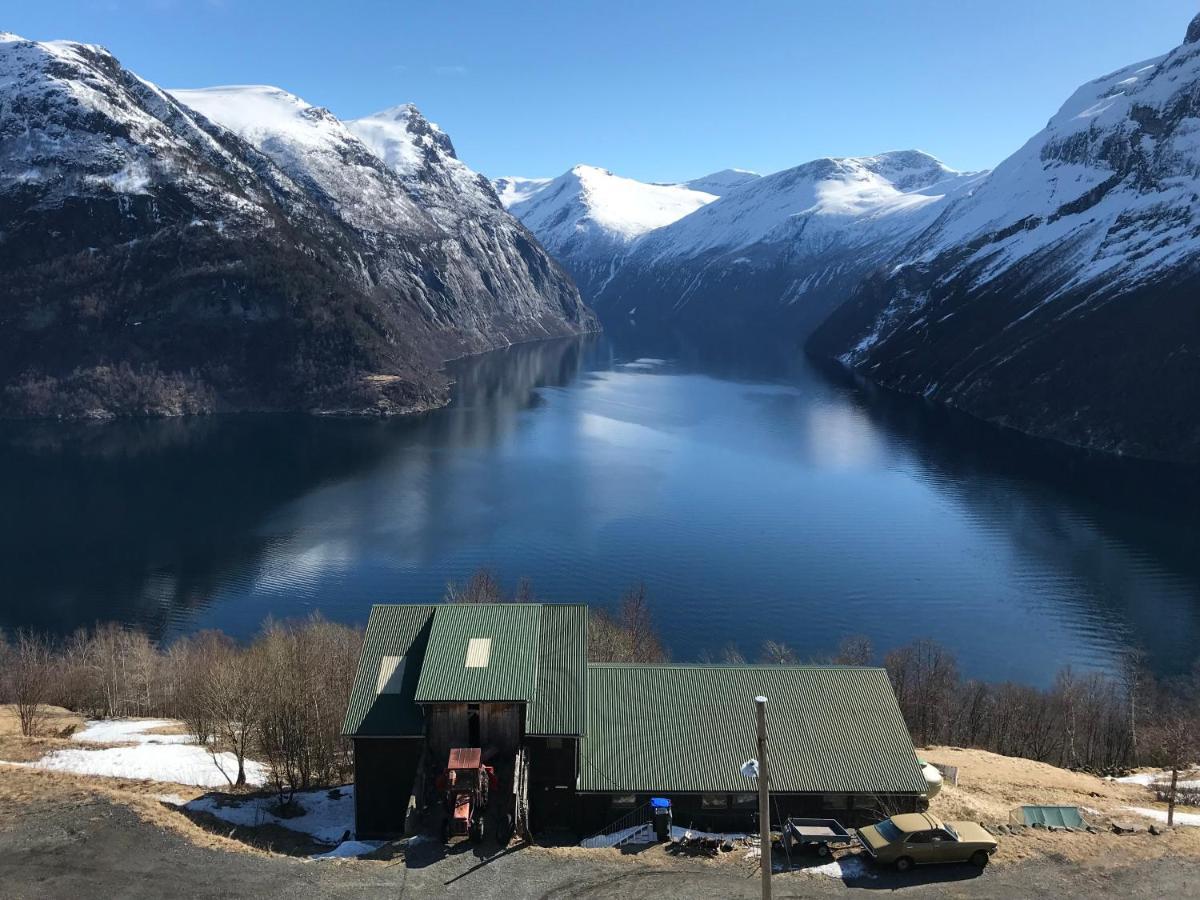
[
  {"xmin": 875, "ymin": 820, "xmax": 904, "ymax": 842},
  {"xmin": 943, "ymin": 824, "xmax": 959, "ymax": 840}
]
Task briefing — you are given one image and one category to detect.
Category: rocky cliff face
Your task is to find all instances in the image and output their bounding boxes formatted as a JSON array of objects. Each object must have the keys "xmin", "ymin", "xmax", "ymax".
[
  {"xmin": 810, "ymin": 14, "xmax": 1200, "ymax": 463},
  {"xmin": 0, "ymin": 35, "xmax": 593, "ymax": 420}
]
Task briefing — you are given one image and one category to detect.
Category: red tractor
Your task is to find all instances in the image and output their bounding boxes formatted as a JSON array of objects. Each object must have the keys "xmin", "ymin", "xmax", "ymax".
[{"xmin": 436, "ymin": 747, "xmax": 498, "ymax": 843}]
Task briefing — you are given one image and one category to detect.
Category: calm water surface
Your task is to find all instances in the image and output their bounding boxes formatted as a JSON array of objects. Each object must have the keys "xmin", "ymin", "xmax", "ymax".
[{"xmin": 2, "ymin": 336, "xmax": 1198, "ymax": 686}]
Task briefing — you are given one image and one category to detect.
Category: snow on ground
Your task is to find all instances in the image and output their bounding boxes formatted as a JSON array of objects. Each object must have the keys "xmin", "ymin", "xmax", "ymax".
[
  {"xmin": 311, "ymin": 840, "xmax": 385, "ymax": 860},
  {"xmin": 1125, "ymin": 806, "xmax": 1200, "ymax": 827},
  {"xmin": 72, "ymin": 718, "xmax": 193, "ymax": 745},
  {"xmin": 186, "ymin": 785, "xmax": 354, "ymax": 844},
  {"xmin": 1117, "ymin": 772, "xmax": 1200, "ymax": 790},
  {"xmin": 792, "ymin": 856, "xmax": 876, "ymax": 880},
  {"xmin": 19, "ymin": 744, "xmax": 266, "ymax": 787}
]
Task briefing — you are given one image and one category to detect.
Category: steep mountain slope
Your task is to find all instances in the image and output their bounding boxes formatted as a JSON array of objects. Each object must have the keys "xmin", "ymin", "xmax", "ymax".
[
  {"xmin": 0, "ymin": 35, "xmax": 591, "ymax": 420},
  {"xmin": 811, "ymin": 14, "xmax": 1200, "ymax": 463},
  {"xmin": 175, "ymin": 90, "xmax": 593, "ymax": 358},
  {"xmin": 500, "ymin": 164, "xmax": 722, "ymax": 298},
  {"xmin": 493, "ymin": 175, "xmax": 552, "ymax": 208},
  {"xmin": 594, "ymin": 151, "xmax": 980, "ymax": 338}
]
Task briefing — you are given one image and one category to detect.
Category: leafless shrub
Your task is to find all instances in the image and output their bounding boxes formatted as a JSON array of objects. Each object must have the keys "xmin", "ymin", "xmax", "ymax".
[
  {"xmin": 3, "ymin": 631, "xmax": 53, "ymax": 736},
  {"xmin": 588, "ymin": 583, "xmax": 666, "ymax": 663},
  {"xmin": 759, "ymin": 640, "xmax": 800, "ymax": 665},
  {"xmin": 444, "ymin": 568, "xmax": 503, "ymax": 604},
  {"xmin": 834, "ymin": 635, "xmax": 874, "ymax": 666}
]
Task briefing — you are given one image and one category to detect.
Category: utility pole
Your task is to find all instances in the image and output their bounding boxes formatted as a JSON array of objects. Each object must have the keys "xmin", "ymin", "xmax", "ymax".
[{"xmin": 756, "ymin": 695, "xmax": 771, "ymax": 900}]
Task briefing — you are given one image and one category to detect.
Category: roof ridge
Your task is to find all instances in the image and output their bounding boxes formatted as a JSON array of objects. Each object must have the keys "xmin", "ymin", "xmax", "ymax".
[{"xmin": 586, "ymin": 662, "xmax": 886, "ymax": 671}]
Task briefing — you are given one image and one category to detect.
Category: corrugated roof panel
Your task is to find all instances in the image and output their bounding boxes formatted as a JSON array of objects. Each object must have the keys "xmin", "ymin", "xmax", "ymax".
[
  {"xmin": 578, "ymin": 665, "xmax": 926, "ymax": 795},
  {"xmin": 414, "ymin": 604, "xmax": 542, "ymax": 703},
  {"xmin": 342, "ymin": 605, "xmax": 436, "ymax": 737},
  {"xmin": 527, "ymin": 604, "xmax": 588, "ymax": 736}
]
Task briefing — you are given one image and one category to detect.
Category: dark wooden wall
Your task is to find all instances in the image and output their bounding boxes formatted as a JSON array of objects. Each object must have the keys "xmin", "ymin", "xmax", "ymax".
[{"xmin": 353, "ymin": 738, "xmax": 423, "ymax": 839}]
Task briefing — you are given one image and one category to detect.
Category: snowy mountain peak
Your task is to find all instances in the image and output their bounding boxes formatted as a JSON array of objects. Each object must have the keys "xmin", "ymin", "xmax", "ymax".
[
  {"xmin": 1187, "ymin": 12, "xmax": 1200, "ymax": 44},
  {"xmin": 856, "ymin": 150, "xmax": 962, "ymax": 191},
  {"xmin": 510, "ymin": 164, "xmax": 717, "ymax": 248},
  {"xmin": 346, "ymin": 104, "xmax": 463, "ymax": 181}
]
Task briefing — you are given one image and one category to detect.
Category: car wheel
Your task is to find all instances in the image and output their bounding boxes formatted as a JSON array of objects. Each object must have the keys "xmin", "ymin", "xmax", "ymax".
[
  {"xmin": 817, "ymin": 844, "xmax": 830, "ymax": 858},
  {"xmin": 970, "ymin": 850, "xmax": 990, "ymax": 868},
  {"xmin": 895, "ymin": 856, "xmax": 914, "ymax": 873}
]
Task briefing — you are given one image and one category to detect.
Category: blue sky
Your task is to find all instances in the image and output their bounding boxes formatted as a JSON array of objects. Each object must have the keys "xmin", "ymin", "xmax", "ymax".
[{"xmin": 8, "ymin": 1, "xmax": 1198, "ymax": 181}]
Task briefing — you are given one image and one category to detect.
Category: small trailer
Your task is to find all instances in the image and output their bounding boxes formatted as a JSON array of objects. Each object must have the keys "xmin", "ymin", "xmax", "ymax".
[{"xmin": 781, "ymin": 818, "xmax": 856, "ymax": 857}]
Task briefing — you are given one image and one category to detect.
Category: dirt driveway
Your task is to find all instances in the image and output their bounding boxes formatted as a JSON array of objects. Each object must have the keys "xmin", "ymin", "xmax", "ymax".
[{"xmin": 3, "ymin": 786, "xmax": 1199, "ymax": 900}]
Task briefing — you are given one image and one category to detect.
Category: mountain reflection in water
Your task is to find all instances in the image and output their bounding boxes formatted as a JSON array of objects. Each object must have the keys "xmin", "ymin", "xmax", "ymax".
[{"xmin": 1, "ymin": 335, "xmax": 1197, "ymax": 687}]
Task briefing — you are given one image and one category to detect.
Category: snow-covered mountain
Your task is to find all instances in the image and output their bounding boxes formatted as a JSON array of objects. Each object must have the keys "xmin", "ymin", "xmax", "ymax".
[
  {"xmin": 810, "ymin": 13, "xmax": 1200, "ymax": 462},
  {"xmin": 0, "ymin": 34, "xmax": 592, "ymax": 419},
  {"xmin": 497, "ymin": 164, "xmax": 730, "ymax": 298},
  {"xmin": 594, "ymin": 150, "xmax": 980, "ymax": 338}
]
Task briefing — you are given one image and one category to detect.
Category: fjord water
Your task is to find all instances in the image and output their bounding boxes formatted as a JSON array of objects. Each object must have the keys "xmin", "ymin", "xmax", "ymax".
[{"xmin": 1, "ymin": 336, "xmax": 1197, "ymax": 686}]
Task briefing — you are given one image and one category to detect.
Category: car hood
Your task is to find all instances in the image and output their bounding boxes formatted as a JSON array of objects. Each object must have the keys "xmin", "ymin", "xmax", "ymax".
[{"xmin": 949, "ymin": 822, "xmax": 998, "ymax": 845}]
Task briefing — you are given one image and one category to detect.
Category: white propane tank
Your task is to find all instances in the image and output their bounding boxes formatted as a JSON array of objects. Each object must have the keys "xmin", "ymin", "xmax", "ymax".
[{"xmin": 921, "ymin": 761, "xmax": 944, "ymax": 798}]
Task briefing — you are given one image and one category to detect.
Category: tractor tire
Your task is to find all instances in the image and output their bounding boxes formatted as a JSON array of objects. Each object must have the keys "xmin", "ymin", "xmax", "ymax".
[
  {"xmin": 895, "ymin": 856, "xmax": 914, "ymax": 873},
  {"xmin": 469, "ymin": 817, "xmax": 485, "ymax": 844}
]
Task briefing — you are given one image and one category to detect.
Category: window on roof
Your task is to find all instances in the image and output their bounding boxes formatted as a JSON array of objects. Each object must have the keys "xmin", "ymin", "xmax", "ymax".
[
  {"xmin": 465, "ymin": 638, "xmax": 491, "ymax": 668},
  {"xmin": 376, "ymin": 656, "xmax": 406, "ymax": 694}
]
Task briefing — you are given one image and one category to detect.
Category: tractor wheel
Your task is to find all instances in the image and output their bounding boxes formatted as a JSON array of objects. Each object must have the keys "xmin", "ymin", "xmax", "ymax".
[
  {"xmin": 970, "ymin": 850, "xmax": 990, "ymax": 868},
  {"xmin": 440, "ymin": 819, "xmax": 451, "ymax": 844},
  {"xmin": 469, "ymin": 817, "xmax": 485, "ymax": 844},
  {"xmin": 895, "ymin": 856, "xmax": 914, "ymax": 873}
]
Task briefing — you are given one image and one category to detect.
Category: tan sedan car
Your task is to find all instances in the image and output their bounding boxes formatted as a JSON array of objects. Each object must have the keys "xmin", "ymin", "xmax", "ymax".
[{"xmin": 858, "ymin": 813, "xmax": 997, "ymax": 872}]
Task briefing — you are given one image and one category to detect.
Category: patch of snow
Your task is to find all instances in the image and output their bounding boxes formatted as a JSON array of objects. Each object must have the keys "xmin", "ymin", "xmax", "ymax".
[
  {"xmin": 1124, "ymin": 806, "xmax": 1200, "ymax": 827},
  {"xmin": 22, "ymin": 744, "xmax": 266, "ymax": 787},
  {"xmin": 793, "ymin": 855, "xmax": 876, "ymax": 880},
  {"xmin": 155, "ymin": 793, "xmax": 186, "ymax": 806},
  {"xmin": 311, "ymin": 839, "xmax": 384, "ymax": 860},
  {"xmin": 1117, "ymin": 772, "xmax": 1200, "ymax": 790},
  {"xmin": 73, "ymin": 718, "xmax": 193, "ymax": 745},
  {"xmin": 670, "ymin": 825, "xmax": 754, "ymax": 841},
  {"xmin": 186, "ymin": 785, "xmax": 354, "ymax": 843}
]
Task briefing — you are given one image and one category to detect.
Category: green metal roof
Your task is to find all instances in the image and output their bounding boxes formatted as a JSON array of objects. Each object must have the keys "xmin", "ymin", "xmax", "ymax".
[
  {"xmin": 413, "ymin": 604, "xmax": 543, "ymax": 703},
  {"xmin": 527, "ymin": 604, "xmax": 588, "ymax": 736},
  {"xmin": 342, "ymin": 605, "xmax": 436, "ymax": 737},
  {"xmin": 579, "ymin": 664, "xmax": 926, "ymax": 795}
]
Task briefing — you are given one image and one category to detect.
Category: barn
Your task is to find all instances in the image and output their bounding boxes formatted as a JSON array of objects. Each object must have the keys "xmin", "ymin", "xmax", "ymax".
[{"xmin": 343, "ymin": 602, "xmax": 928, "ymax": 840}]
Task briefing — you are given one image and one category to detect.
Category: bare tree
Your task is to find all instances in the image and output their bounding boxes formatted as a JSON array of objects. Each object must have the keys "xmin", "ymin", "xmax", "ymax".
[
  {"xmin": 1143, "ymin": 675, "xmax": 1200, "ymax": 827},
  {"xmin": 834, "ymin": 635, "xmax": 874, "ymax": 666},
  {"xmin": 5, "ymin": 631, "xmax": 53, "ymax": 737},
  {"xmin": 759, "ymin": 640, "xmax": 800, "ymax": 665},
  {"xmin": 588, "ymin": 584, "xmax": 666, "ymax": 663},
  {"xmin": 884, "ymin": 640, "xmax": 959, "ymax": 747},
  {"xmin": 445, "ymin": 568, "xmax": 503, "ymax": 604}
]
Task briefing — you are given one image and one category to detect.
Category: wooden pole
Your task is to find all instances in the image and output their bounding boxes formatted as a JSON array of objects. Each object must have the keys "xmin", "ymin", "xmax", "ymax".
[{"xmin": 756, "ymin": 695, "xmax": 771, "ymax": 900}]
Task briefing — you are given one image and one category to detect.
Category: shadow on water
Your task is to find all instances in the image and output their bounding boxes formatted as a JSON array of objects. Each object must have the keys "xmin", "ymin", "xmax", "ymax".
[{"xmin": 0, "ymin": 338, "xmax": 589, "ymax": 640}]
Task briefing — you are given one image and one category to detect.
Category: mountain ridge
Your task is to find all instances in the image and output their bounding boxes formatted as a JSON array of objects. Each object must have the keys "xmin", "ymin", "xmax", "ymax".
[{"xmin": 0, "ymin": 35, "xmax": 593, "ymax": 420}]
